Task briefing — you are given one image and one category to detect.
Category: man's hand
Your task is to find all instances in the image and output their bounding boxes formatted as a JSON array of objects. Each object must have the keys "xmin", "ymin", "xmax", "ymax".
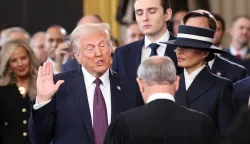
[
  {"xmin": 36, "ymin": 61, "xmax": 64, "ymax": 103},
  {"xmin": 55, "ymin": 41, "xmax": 71, "ymax": 72}
]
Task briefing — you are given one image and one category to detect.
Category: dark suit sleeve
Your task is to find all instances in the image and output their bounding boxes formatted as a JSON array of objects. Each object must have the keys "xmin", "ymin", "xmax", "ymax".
[
  {"xmin": 201, "ymin": 115, "xmax": 221, "ymax": 144},
  {"xmin": 61, "ymin": 64, "xmax": 67, "ymax": 73},
  {"xmin": 112, "ymin": 48, "xmax": 119, "ymax": 73},
  {"xmin": 28, "ymin": 97, "xmax": 56, "ymax": 144},
  {"xmin": 238, "ymin": 68, "xmax": 248, "ymax": 82},
  {"xmin": 228, "ymin": 107, "xmax": 250, "ymax": 144},
  {"xmin": 104, "ymin": 114, "xmax": 129, "ymax": 144},
  {"xmin": 218, "ymin": 80, "xmax": 236, "ymax": 141}
]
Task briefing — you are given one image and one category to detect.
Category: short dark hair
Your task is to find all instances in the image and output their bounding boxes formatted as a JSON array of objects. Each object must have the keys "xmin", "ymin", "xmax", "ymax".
[
  {"xmin": 213, "ymin": 13, "xmax": 225, "ymax": 31},
  {"xmin": 134, "ymin": 0, "xmax": 171, "ymax": 13},
  {"xmin": 183, "ymin": 10, "xmax": 217, "ymax": 31},
  {"xmin": 160, "ymin": 0, "xmax": 171, "ymax": 13}
]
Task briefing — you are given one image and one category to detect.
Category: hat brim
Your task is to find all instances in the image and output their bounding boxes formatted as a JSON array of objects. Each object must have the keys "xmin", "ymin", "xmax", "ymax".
[{"xmin": 161, "ymin": 39, "xmax": 226, "ymax": 53}]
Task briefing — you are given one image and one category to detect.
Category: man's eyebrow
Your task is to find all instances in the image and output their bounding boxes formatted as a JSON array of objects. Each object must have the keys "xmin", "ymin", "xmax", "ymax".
[{"xmin": 147, "ymin": 7, "xmax": 158, "ymax": 10}]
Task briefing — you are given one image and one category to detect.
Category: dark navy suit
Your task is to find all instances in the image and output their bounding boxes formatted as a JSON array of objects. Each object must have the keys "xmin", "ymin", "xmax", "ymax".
[
  {"xmin": 112, "ymin": 33, "xmax": 183, "ymax": 79},
  {"xmin": 61, "ymin": 58, "xmax": 79, "ymax": 73},
  {"xmin": 28, "ymin": 66, "xmax": 142, "ymax": 144},
  {"xmin": 211, "ymin": 55, "xmax": 248, "ymax": 83},
  {"xmin": 175, "ymin": 66, "xmax": 235, "ymax": 142}
]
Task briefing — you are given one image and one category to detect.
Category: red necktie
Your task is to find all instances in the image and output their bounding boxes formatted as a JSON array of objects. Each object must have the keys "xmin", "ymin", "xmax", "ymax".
[
  {"xmin": 236, "ymin": 53, "xmax": 241, "ymax": 59},
  {"xmin": 93, "ymin": 78, "xmax": 108, "ymax": 144}
]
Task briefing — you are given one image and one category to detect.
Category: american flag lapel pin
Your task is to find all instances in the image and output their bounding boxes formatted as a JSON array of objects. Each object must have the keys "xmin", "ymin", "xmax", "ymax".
[
  {"xmin": 216, "ymin": 71, "xmax": 221, "ymax": 76},
  {"xmin": 117, "ymin": 85, "xmax": 121, "ymax": 90}
]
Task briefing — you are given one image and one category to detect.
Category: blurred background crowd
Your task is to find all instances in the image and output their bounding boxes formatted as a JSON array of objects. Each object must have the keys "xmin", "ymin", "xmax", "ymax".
[{"xmin": 1, "ymin": 0, "xmax": 250, "ymax": 143}]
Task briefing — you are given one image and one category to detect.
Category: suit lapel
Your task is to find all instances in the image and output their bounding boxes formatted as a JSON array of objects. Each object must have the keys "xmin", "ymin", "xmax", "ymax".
[
  {"xmin": 68, "ymin": 66, "xmax": 94, "ymax": 144},
  {"xmin": 211, "ymin": 56, "xmax": 225, "ymax": 77},
  {"xmin": 175, "ymin": 74, "xmax": 188, "ymax": 107},
  {"xmin": 126, "ymin": 39, "xmax": 144, "ymax": 77},
  {"xmin": 187, "ymin": 67, "xmax": 216, "ymax": 104},
  {"xmin": 109, "ymin": 71, "xmax": 124, "ymax": 120}
]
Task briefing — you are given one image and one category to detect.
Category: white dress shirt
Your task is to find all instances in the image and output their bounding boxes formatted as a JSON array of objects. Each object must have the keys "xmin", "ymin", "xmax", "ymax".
[
  {"xmin": 208, "ymin": 58, "xmax": 215, "ymax": 69},
  {"xmin": 33, "ymin": 67, "xmax": 112, "ymax": 125},
  {"xmin": 147, "ymin": 93, "xmax": 175, "ymax": 104},
  {"xmin": 184, "ymin": 65, "xmax": 206, "ymax": 90},
  {"xmin": 229, "ymin": 45, "xmax": 248, "ymax": 59},
  {"xmin": 141, "ymin": 31, "xmax": 170, "ymax": 62},
  {"xmin": 47, "ymin": 57, "xmax": 60, "ymax": 74}
]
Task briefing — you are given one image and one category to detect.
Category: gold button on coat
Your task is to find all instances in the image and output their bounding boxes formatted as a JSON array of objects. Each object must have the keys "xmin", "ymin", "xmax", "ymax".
[
  {"xmin": 22, "ymin": 108, "xmax": 27, "ymax": 113},
  {"xmin": 23, "ymin": 120, "xmax": 27, "ymax": 124},
  {"xmin": 23, "ymin": 132, "xmax": 27, "ymax": 136}
]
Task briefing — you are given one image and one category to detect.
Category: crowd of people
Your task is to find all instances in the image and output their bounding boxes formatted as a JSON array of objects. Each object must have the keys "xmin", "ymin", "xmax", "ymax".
[{"xmin": 1, "ymin": 0, "xmax": 250, "ymax": 143}]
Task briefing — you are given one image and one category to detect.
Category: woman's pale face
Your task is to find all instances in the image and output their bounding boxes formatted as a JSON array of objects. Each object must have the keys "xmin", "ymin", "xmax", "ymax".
[{"xmin": 9, "ymin": 46, "xmax": 30, "ymax": 78}]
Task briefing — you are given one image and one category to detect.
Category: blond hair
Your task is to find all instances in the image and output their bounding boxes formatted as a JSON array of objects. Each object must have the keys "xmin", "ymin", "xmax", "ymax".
[
  {"xmin": 70, "ymin": 23, "xmax": 113, "ymax": 51},
  {"xmin": 0, "ymin": 40, "xmax": 40, "ymax": 100}
]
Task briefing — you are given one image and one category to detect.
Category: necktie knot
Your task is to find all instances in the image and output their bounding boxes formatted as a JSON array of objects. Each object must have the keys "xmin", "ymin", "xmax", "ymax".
[
  {"xmin": 94, "ymin": 78, "xmax": 102, "ymax": 87},
  {"xmin": 149, "ymin": 43, "xmax": 160, "ymax": 56}
]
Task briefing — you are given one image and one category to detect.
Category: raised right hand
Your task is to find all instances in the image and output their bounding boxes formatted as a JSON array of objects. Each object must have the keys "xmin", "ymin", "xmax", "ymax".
[{"xmin": 36, "ymin": 61, "xmax": 64, "ymax": 103}]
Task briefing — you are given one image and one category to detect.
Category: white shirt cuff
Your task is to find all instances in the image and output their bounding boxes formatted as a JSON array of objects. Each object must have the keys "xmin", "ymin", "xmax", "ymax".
[{"xmin": 33, "ymin": 98, "xmax": 52, "ymax": 110}]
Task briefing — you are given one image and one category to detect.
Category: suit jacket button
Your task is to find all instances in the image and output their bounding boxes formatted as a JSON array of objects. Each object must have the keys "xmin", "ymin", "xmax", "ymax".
[
  {"xmin": 23, "ymin": 120, "xmax": 27, "ymax": 124},
  {"xmin": 22, "ymin": 108, "xmax": 27, "ymax": 113},
  {"xmin": 4, "ymin": 122, "xmax": 8, "ymax": 126},
  {"xmin": 23, "ymin": 132, "xmax": 27, "ymax": 136}
]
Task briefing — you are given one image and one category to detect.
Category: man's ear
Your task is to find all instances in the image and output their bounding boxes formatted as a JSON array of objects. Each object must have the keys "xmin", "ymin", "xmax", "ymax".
[
  {"xmin": 203, "ymin": 52, "xmax": 209, "ymax": 59},
  {"xmin": 136, "ymin": 77, "xmax": 144, "ymax": 93},
  {"xmin": 73, "ymin": 51, "xmax": 81, "ymax": 63},
  {"xmin": 164, "ymin": 8, "xmax": 172, "ymax": 22},
  {"xmin": 174, "ymin": 76, "xmax": 180, "ymax": 91}
]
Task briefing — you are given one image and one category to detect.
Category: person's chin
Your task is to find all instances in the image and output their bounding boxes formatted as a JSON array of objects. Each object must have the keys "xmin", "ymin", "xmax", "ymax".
[{"xmin": 178, "ymin": 62, "xmax": 186, "ymax": 68}]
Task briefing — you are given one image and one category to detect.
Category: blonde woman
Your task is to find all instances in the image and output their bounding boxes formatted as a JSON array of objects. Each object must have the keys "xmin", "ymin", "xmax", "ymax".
[{"xmin": 0, "ymin": 40, "xmax": 39, "ymax": 144}]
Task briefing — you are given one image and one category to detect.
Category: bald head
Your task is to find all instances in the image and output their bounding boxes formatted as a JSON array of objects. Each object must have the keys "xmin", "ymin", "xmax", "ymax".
[
  {"xmin": 30, "ymin": 32, "xmax": 47, "ymax": 62},
  {"xmin": 77, "ymin": 15, "xmax": 103, "ymax": 26},
  {"xmin": 45, "ymin": 25, "xmax": 66, "ymax": 60}
]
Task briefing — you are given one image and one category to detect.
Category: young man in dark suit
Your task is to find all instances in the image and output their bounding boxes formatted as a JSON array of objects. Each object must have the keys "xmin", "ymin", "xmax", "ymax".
[
  {"xmin": 28, "ymin": 23, "xmax": 142, "ymax": 144},
  {"xmin": 162, "ymin": 25, "xmax": 235, "ymax": 142},
  {"xmin": 112, "ymin": 0, "xmax": 183, "ymax": 79},
  {"xmin": 105, "ymin": 56, "xmax": 219, "ymax": 144},
  {"xmin": 182, "ymin": 10, "xmax": 248, "ymax": 83}
]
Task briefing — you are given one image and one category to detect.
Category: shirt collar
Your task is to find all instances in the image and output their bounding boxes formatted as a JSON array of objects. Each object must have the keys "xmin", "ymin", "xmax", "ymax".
[
  {"xmin": 144, "ymin": 30, "xmax": 170, "ymax": 48},
  {"xmin": 147, "ymin": 93, "xmax": 175, "ymax": 104},
  {"xmin": 208, "ymin": 58, "xmax": 216, "ymax": 69},
  {"xmin": 81, "ymin": 66, "xmax": 110, "ymax": 88},
  {"xmin": 229, "ymin": 45, "xmax": 248, "ymax": 57},
  {"xmin": 184, "ymin": 65, "xmax": 205, "ymax": 81}
]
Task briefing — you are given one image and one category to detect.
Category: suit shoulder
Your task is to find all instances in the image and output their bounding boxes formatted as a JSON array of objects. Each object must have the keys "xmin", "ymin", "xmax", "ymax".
[
  {"xmin": 219, "ymin": 56, "xmax": 247, "ymax": 70},
  {"xmin": 63, "ymin": 59, "xmax": 78, "ymax": 66},
  {"xmin": 178, "ymin": 104, "xmax": 212, "ymax": 121},
  {"xmin": 53, "ymin": 69, "xmax": 78, "ymax": 81},
  {"xmin": 111, "ymin": 71, "xmax": 136, "ymax": 83},
  {"xmin": 234, "ymin": 77, "xmax": 250, "ymax": 91},
  {"xmin": 116, "ymin": 40, "xmax": 143, "ymax": 52},
  {"xmin": 209, "ymin": 70, "xmax": 232, "ymax": 84}
]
